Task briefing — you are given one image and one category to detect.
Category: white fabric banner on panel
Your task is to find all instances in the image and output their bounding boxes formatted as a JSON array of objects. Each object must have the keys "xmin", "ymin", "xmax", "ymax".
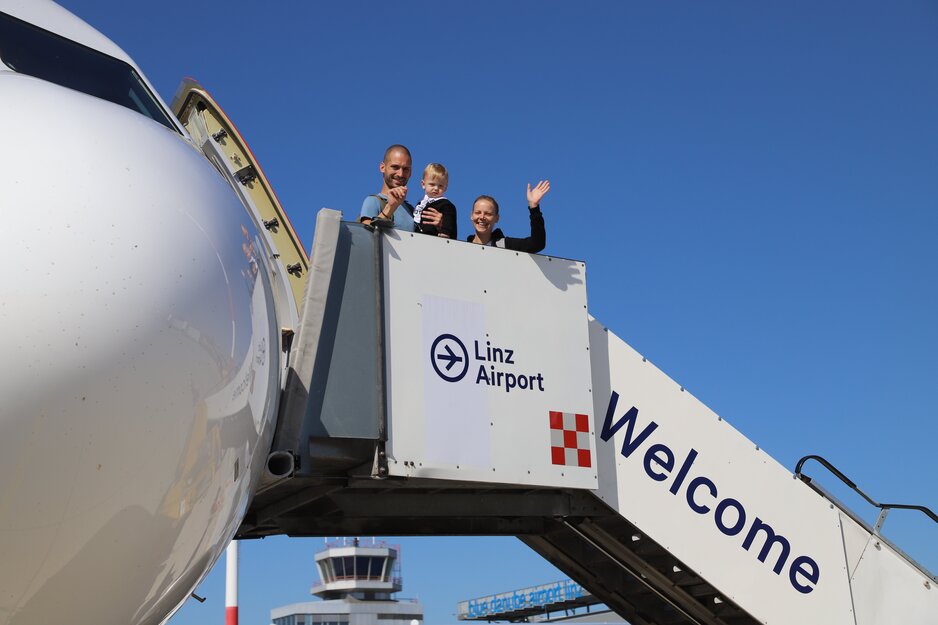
[{"xmin": 421, "ymin": 295, "xmax": 491, "ymax": 469}]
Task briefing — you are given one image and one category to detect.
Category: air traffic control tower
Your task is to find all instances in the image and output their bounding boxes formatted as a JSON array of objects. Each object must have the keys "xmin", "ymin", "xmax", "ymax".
[{"xmin": 270, "ymin": 539, "xmax": 423, "ymax": 625}]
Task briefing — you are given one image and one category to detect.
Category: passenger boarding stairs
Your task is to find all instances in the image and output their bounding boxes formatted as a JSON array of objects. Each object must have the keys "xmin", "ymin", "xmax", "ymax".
[{"xmin": 240, "ymin": 210, "xmax": 937, "ymax": 625}]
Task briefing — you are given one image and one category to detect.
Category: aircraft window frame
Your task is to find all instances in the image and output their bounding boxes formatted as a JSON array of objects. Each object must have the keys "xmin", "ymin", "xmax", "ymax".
[{"xmin": 0, "ymin": 10, "xmax": 179, "ymax": 133}]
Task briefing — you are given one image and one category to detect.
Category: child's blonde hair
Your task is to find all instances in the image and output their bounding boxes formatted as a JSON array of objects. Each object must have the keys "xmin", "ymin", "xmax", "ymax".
[{"xmin": 423, "ymin": 163, "xmax": 448, "ymax": 183}]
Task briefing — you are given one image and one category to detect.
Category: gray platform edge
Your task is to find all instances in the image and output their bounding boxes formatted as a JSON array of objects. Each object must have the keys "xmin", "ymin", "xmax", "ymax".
[{"xmin": 273, "ymin": 210, "xmax": 383, "ymax": 474}]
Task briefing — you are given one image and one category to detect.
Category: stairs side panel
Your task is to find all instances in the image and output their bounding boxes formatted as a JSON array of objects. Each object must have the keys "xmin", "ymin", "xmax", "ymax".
[
  {"xmin": 849, "ymin": 521, "xmax": 938, "ymax": 625},
  {"xmin": 588, "ymin": 318, "xmax": 856, "ymax": 625}
]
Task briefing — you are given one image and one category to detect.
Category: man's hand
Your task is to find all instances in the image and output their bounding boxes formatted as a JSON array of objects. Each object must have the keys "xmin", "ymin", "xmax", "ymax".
[
  {"xmin": 527, "ymin": 180, "xmax": 550, "ymax": 208},
  {"xmin": 421, "ymin": 206, "xmax": 443, "ymax": 227},
  {"xmin": 386, "ymin": 186, "xmax": 408, "ymax": 214}
]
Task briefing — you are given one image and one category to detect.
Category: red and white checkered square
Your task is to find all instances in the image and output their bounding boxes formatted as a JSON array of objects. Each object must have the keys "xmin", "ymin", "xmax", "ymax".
[{"xmin": 549, "ymin": 410, "xmax": 591, "ymax": 468}]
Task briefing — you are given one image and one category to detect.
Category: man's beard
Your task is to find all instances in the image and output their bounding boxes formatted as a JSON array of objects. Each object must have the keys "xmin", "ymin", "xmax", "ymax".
[{"xmin": 385, "ymin": 173, "xmax": 406, "ymax": 188}]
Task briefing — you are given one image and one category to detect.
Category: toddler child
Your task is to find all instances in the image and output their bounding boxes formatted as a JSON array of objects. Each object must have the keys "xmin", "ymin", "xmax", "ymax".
[{"xmin": 412, "ymin": 163, "xmax": 457, "ymax": 239}]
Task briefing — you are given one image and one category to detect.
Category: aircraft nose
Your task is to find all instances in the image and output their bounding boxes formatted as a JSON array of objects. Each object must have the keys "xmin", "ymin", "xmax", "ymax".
[{"xmin": 0, "ymin": 75, "xmax": 278, "ymax": 625}]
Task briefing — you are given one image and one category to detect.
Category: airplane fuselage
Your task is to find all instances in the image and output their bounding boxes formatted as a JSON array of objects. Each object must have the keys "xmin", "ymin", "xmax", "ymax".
[{"xmin": 0, "ymin": 3, "xmax": 283, "ymax": 623}]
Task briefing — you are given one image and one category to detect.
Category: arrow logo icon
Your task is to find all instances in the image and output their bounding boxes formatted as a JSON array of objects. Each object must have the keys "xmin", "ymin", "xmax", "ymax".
[
  {"xmin": 438, "ymin": 344, "xmax": 462, "ymax": 371},
  {"xmin": 430, "ymin": 334, "xmax": 469, "ymax": 382}
]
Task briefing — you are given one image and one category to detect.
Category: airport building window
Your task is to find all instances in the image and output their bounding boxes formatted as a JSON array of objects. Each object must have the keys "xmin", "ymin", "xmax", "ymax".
[
  {"xmin": 321, "ymin": 555, "xmax": 390, "ymax": 580},
  {"xmin": 370, "ymin": 556, "xmax": 384, "ymax": 579},
  {"xmin": 274, "ymin": 614, "xmax": 352, "ymax": 625},
  {"xmin": 321, "ymin": 558, "xmax": 335, "ymax": 582},
  {"xmin": 0, "ymin": 10, "xmax": 178, "ymax": 132}
]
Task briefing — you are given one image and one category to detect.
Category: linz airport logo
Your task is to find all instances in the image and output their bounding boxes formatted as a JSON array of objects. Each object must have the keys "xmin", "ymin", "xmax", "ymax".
[{"xmin": 430, "ymin": 333, "xmax": 545, "ymax": 393}]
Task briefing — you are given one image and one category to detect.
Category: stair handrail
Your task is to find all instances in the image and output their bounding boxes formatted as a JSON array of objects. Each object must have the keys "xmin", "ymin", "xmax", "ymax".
[
  {"xmin": 795, "ymin": 454, "xmax": 938, "ymax": 582},
  {"xmin": 795, "ymin": 454, "xmax": 938, "ymax": 529}
]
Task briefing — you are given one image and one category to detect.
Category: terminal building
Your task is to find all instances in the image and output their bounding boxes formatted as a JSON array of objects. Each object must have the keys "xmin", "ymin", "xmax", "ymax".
[
  {"xmin": 458, "ymin": 580, "xmax": 626, "ymax": 624},
  {"xmin": 270, "ymin": 539, "xmax": 423, "ymax": 625}
]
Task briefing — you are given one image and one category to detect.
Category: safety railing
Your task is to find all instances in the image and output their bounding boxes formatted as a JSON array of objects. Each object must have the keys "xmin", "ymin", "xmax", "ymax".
[{"xmin": 795, "ymin": 454, "xmax": 937, "ymax": 580}]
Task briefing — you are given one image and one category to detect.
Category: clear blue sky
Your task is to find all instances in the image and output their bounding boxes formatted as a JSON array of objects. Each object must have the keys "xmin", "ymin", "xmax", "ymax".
[{"xmin": 56, "ymin": 1, "xmax": 938, "ymax": 624}]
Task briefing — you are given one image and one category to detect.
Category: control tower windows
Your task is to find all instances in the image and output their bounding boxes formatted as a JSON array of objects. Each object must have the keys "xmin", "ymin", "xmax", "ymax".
[{"xmin": 320, "ymin": 555, "xmax": 391, "ymax": 581}]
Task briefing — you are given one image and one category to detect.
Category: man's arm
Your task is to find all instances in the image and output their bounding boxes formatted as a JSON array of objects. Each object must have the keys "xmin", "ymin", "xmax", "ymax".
[
  {"xmin": 362, "ymin": 187, "xmax": 407, "ymax": 225},
  {"xmin": 359, "ymin": 194, "xmax": 384, "ymax": 225},
  {"xmin": 385, "ymin": 187, "xmax": 407, "ymax": 216}
]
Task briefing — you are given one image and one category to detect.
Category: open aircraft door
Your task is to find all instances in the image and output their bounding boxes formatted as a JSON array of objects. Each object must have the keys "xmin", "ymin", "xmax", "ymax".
[{"xmin": 171, "ymin": 80, "xmax": 309, "ymax": 333}]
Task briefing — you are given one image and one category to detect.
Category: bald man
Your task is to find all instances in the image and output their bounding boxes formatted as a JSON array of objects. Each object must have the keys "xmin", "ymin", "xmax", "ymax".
[{"xmin": 359, "ymin": 144, "xmax": 441, "ymax": 230}]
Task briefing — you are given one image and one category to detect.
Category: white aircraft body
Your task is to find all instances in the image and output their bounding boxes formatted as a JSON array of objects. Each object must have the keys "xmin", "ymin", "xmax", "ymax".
[{"xmin": 0, "ymin": 2, "xmax": 287, "ymax": 623}]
